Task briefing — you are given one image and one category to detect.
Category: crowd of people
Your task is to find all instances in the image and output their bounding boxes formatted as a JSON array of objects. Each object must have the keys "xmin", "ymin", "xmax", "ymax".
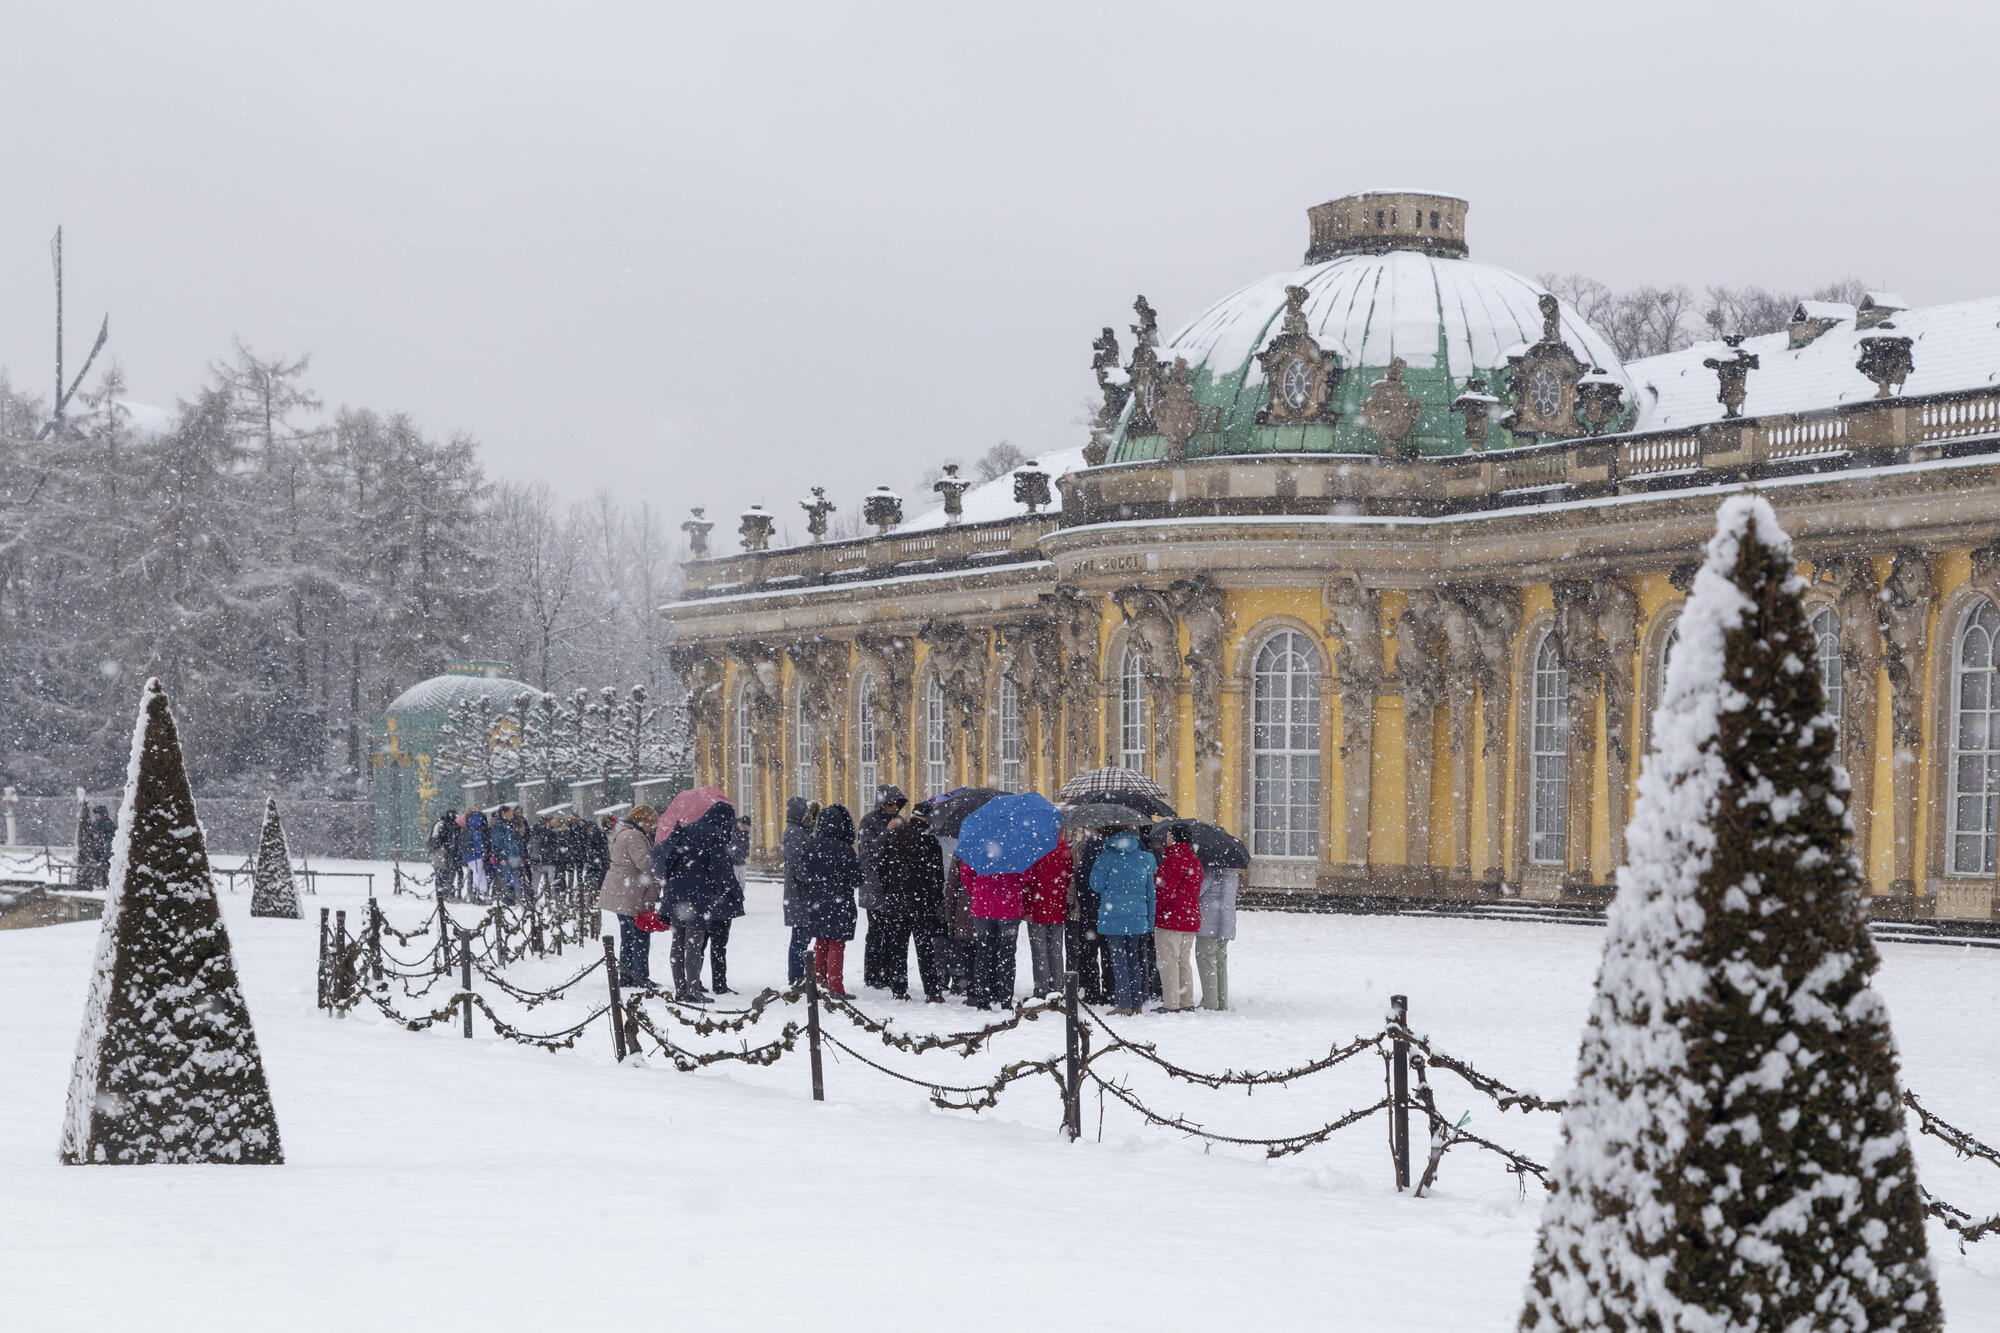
[
  {"xmin": 591, "ymin": 784, "xmax": 1239, "ymax": 1016},
  {"xmin": 426, "ymin": 805, "xmax": 610, "ymax": 906}
]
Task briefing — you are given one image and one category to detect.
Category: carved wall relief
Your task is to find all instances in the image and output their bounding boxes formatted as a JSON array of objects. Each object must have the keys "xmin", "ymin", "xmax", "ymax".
[
  {"xmin": 1395, "ymin": 590, "xmax": 1446, "ymax": 870},
  {"xmin": 1323, "ymin": 575, "xmax": 1384, "ymax": 869},
  {"xmin": 1877, "ymin": 549, "xmax": 1934, "ymax": 895},
  {"xmin": 1113, "ymin": 585, "xmax": 1183, "ymax": 795},
  {"xmin": 1171, "ymin": 575, "xmax": 1229, "ymax": 821}
]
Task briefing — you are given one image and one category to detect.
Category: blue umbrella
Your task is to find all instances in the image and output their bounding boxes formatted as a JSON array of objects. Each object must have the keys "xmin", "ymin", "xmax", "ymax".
[{"xmin": 954, "ymin": 792, "xmax": 1061, "ymax": 875}]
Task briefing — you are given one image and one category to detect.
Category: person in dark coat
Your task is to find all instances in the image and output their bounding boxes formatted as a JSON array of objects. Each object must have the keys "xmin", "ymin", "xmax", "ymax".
[
  {"xmin": 489, "ymin": 805, "xmax": 526, "ymax": 905},
  {"xmin": 427, "ymin": 809, "xmax": 461, "ymax": 897},
  {"xmin": 856, "ymin": 784, "xmax": 905, "ymax": 988},
  {"xmin": 781, "ymin": 797, "xmax": 819, "ymax": 984},
  {"xmin": 798, "ymin": 804, "xmax": 861, "ymax": 997},
  {"xmin": 873, "ymin": 804, "xmax": 947, "ymax": 1001},
  {"xmin": 584, "ymin": 815, "xmax": 612, "ymax": 910},
  {"xmin": 658, "ymin": 800, "xmax": 738, "ymax": 1003},
  {"xmin": 1070, "ymin": 833, "xmax": 1115, "ymax": 1004},
  {"xmin": 526, "ymin": 816, "xmax": 560, "ymax": 904},
  {"xmin": 706, "ymin": 814, "xmax": 750, "ymax": 994},
  {"xmin": 78, "ymin": 806, "xmax": 116, "ymax": 890}
]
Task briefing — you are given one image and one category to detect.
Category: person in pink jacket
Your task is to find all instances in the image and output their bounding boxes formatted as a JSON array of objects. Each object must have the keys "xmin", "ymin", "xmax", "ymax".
[
  {"xmin": 957, "ymin": 861, "xmax": 1025, "ymax": 1010},
  {"xmin": 1152, "ymin": 829, "xmax": 1204, "ymax": 1012},
  {"xmin": 1021, "ymin": 837, "xmax": 1071, "ymax": 998}
]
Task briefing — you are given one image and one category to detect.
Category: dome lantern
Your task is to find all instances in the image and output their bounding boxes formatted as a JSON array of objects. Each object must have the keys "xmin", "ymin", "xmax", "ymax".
[{"xmin": 1306, "ymin": 190, "xmax": 1468, "ymax": 262}]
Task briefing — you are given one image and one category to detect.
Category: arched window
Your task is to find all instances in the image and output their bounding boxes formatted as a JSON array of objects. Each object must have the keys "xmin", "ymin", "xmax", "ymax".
[
  {"xmin": 1251, "ymin": 630, "xmax": 1321, "ymax": 859},
  {"xmin": 855, "ymin": 673, "xmax": 877, "ymax": 810},
  {"xmin": 925, "ymin": 674, "xmax": 949, "ymax": 797},
  {"xmin": 1948, "ymin": 600, "xmax": 2000, "ymax": 875},
  {"xmin": 1119, "ymin": 646, "xmax": 1147, "ymax": 773},
  {"xmin": 793, "ymin": 683, "xmax": 816, "ymax": 800},
  {"xmin": 998, "ymin": 677, "xmax": 1023, "ymax": 791},
  {"xmin": 1529, "ymin": 632, "xmax": 1567, "ymax": 866},
  {"xmin": 1810, "ymin": 606, "xmax": 1842, "ymax": 752},
  {"xmin": 735, "ymin": 683, "xmax": 756, "ymax": 821}
]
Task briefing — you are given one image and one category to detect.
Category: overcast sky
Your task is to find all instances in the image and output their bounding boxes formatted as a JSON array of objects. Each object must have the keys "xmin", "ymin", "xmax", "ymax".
[{"xmin": 5, "ymin": 2, "xmax": 1997, "ymax": 536}]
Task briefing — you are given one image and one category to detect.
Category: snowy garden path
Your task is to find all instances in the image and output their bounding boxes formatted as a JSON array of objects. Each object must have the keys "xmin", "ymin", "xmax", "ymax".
[{"xmin": 5, "ymin": 865, "xmax": 1997, "ymax": 1330}]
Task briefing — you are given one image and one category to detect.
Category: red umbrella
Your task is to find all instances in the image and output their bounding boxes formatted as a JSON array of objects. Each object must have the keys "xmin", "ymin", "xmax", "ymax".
[{"xmin": 654, "ymin": 785, "xmax": 727, "ymax": 842}]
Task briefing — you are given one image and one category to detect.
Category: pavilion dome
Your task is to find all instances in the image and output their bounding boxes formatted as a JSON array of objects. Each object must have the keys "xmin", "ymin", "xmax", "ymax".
[
  {"xmin": 1110, "ymin": 191, "xmax": 1636, "ymax": 461},
  {"xmin": 381, "ymin": 662, "xmax": 543, "ymax": 736}
]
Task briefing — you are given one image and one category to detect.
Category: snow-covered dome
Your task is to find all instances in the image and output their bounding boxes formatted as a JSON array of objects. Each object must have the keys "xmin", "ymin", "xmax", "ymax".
[
  {"xmin": 1110, "ymin": 192, "xmax": 1635, "ymax": 461},
  {"xmin": 383, "ymin": 663, "xmax": 543, "ymax": 730}
]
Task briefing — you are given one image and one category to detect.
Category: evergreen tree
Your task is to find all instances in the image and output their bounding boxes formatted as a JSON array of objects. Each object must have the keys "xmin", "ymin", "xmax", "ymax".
[
  {"xmin": 1522, "ymin": 495, "xmax": 1937, "ymax": 1331},
  {"xmin": 61, "ymin": 680, "xmax": 283, "ymax": 1165},
  {"xmin": 249, "ymin": 795, "xmax": 300, "ymax": 919}
]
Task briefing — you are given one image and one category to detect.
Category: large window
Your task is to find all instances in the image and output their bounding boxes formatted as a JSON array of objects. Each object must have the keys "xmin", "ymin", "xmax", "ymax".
[
  {"xmin": 855, "ymin": 673, "xmax": 877, "ymax": 810},
  {"xmin": 925, "ymin": 674, "xmax": 949, "ymax": 797},
  {"xmin": 998, "ymin": 677, "xmax": 1023, "ymax": 791},
  {"xmin": 1529, "ymin": 631, "xmax": 1568, "ymax": 866},
  {"xmin": 793, "ymin": 684, "xmax": 816, "ymax": 801},
  {"xmin": 735, "ymin": 683, "xmax": 756, "ymax": 821},
  {"xmin": 1119, "ymin": 646, "xmax": 1147, "ymax": 773},
  {"xmin": 1949, "ymin": 600, "xmax": 2000, "ymax": 875},
  {"xmin": 1251, "ymin": 630, "xmax": 1321, "ymax": 859},
  {"xmin": 1810, "ymin": 606, "xmax": 1842, "ymax": 751}
]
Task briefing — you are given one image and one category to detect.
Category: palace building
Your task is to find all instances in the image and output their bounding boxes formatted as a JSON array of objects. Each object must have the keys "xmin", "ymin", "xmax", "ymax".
[{"xmin": 661, "ymin": 189, "xmax": 2000, "ymax": 921}]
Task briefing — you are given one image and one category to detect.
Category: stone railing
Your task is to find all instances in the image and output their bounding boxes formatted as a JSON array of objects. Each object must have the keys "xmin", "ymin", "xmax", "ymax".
[{"xmin": 680, "ymin": 515, "xmax": 1059, "ymax": 597}]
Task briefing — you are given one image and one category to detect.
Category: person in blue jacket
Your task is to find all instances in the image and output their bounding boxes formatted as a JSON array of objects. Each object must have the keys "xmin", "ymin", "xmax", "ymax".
[
  {"xmin": 461, "ymin": 810, "xmax": 490, "ymax": 903},
  {"xmin": 1088, "ymin": 829, "xmax": 1158, "ymax": 1015},
  {"xmin": 488, "ymin": 805, "xmax": 525, "ymax": 906}
]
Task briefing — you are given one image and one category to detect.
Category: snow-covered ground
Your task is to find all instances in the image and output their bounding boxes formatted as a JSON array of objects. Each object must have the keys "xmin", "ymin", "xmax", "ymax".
[{"xmin": 5, "ymin": 861, "xmax": 1997, "ymax": 1331}]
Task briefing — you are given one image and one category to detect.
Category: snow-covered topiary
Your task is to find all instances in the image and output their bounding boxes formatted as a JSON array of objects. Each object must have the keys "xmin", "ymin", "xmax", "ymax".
[
  {"xmin": 249, "ymin": 795, "xmax": 300, "ymax": 919},
  {"xmin": 1521, "ymin": 495, "xmax": 1937, "ymax": 1332},
  {"xmin": 60, "ymin": 679, "xmax": 283, "ymax": 1165}
]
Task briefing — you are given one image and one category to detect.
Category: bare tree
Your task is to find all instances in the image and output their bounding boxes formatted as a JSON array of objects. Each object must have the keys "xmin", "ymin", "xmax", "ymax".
[
  {"xmin": 494, "ymin": 481, "xmax": 587, "ymax": 691},
  {"xmin": 973, "ymin": 440, "xmax": 1028, "ymax": 482}
]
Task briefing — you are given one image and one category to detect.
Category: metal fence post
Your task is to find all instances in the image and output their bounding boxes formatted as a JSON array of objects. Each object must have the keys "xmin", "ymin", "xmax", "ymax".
[
  {"xmin": 602, "ymin": 934, "xmax": 627, "ymax": 1061},
  {"xmin": 367, "ymin": 897, "xmax": 383, "ymax": 988},
  {"xmin": 805, "ymin": 958, "xmax": 825, "ymax": 1102},
  {"xmin": 460, "ymin": 928, "xmax": 475, "ymax": 1039},
  {"xmin": 332, "ymin": 909, "xmax": 350, "ymax": 1010},
  {"xmin": 1391, "ymin": 993, "xmax": 1411, "ymax": 1192}
]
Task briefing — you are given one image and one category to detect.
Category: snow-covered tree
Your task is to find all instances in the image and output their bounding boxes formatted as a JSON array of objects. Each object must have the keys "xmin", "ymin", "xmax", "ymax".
[
  {"xmin": 1521, "ymin": 495, "xmax": 1937, "ymax": 1331},
  {"xmin": 61, "ymin": 680, "xmax": 282, "ymax": 1165},
  {"xmin": 249, "ymin": 796, "xmax": 300, "ymax": 919}
]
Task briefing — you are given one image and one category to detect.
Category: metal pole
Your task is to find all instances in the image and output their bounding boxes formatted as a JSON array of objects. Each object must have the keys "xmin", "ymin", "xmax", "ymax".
[
  {"xmin": 602, "ymin": 934, "xmax": 627, "ymax": 1061},
  {"xmin": 317, "ymin": 906, "xmax": 330, "ymax": 1010},
  {"xmin": 805, "ymin": 954, "xmax": 825, "ymax": 1102},
  {"xmin": 1391, "ymin": 993, "xmax": 1411, "ymax": 1192},
  {"xmin": 367, "ymin": 897, "xmax": 383, "ymax": 988},
  {"xmin": 460, "ymin": 928, "xmax": 474, "ymax": 1039},
  {"xmin": 333, "ymin": 909, "xmax": 349, "ymax": 1010},
  {"xmin": 1063, "ymin": 960, "xmax": 1081, "ymax": 1140}
]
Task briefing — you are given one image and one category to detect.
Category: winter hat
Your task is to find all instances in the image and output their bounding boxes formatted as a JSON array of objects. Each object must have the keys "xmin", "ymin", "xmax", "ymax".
[
  {"xmin": 628, "ymin": 804, "xmax": 659, "ymax": 831},
  {"xmin": 876, "ymin": 784, "xmax": 907, "ymax": 808}
]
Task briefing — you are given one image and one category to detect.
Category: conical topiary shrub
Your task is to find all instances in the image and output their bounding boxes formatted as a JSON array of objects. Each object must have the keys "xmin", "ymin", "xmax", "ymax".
[
  {"xmin": 1521, "ymin": 495, "xmax": 1938, "ymax": 1331},
  {"xmin": 250, "ymin": 796, "xmax": 300, "ymax": 919},
  {"xmin": 60, "ymin": 679, "xmax": 283, "ymax": 1165}
]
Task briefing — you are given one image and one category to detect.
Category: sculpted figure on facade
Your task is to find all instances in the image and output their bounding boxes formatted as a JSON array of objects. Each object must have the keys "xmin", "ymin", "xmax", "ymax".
[
  {"xmin": 1395, "ymin": 590, "xmax": 1447, "ymax": 872},
  {"xmin": 1877, "ymin": 548, "xmax": 1934, "ymax": 895},
  {"xmin": 1170, "ymin": 575, "xmax": 1229, "ymax": 820},
  {"xmin": 786, "ymin": 638, "xmax": 850, "ymax": 799},
  {"xmin": 1323, "ymin": 574, "xmax": 1384, "ymax": 869},
  {"xmin": 920, "ymin": 619, "xmax": 990, "ymax": 782},
  {"xmin": 1113, "ymin": 585, "xmax": 1183, "ymax": 785},
  {"xmin": 853, "ymin": 632, "xmax": 916, "ymax": 786},
  {"xmin": 997, "ymin": 617, "xmax": 1064, "ymax": 789},
  {"xmin": 1815, "ymin": 554, "xmax": 1882, "ymax": 863},
  {"xmin": 1592, "ymin": 577, "xmax": 1640, "ymax": 873},
  {"xmin": 1448, "ymin": 583, "xmax": 1523, "ymax": 881},
  {"xmin": 1552, "ymin": 580, "xmax": 1609, "ymax": 881},
  {"xmin": 1044, "ymin": 584, "xmax": 1103, "ymax": 775},
  {"xmin": 667, "ymin": 644, "xmax": 726, "ymax": 782}
]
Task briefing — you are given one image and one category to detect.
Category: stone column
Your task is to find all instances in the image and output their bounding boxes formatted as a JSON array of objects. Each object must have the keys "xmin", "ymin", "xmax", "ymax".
[
  {"xmin": 726, "ymin": 641, "xmax": 783, "ymax": 857},
  {"xmin": 1822, "ymin": 556, "xmax": 1882, "ymax": 874},
  {"xmin": 1876, "ymin": 549, "xmax": 1934, "ymax": 897},
  {"xmin": 1449, "ymin": 584, "xmax": 1522, "ymax": 884},
  {"xmin": 1323, "ymin": 576, "xmax": 1384, "ymax": 872},
  {"xmin": 667, "ymin": 646, "xmax": 726, "ymax": 789},
  {"xmin": 1396, "ymin": 590, "xmax": 1445, "ymax": 871},
  {"xmin": 1172, "ymin": 576, "xmax": 1229, "ymax": 823},
  {"xmin": 1440, "ymin": 595, "xmax": 1479, "ymax": 877}
]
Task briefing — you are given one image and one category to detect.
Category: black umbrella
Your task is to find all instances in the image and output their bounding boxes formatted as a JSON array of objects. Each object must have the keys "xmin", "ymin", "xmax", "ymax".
[
  {"xmin": 1144, "ymin": 819, "xmax": 1251, "ymax": 869},
  {"xmin": 929, "ymin": 786, "xmax": 1003, "ymax": 838},
  {"xmin": 1066, "ymin": 787, "xmax": 1176, "ymax": 821}
]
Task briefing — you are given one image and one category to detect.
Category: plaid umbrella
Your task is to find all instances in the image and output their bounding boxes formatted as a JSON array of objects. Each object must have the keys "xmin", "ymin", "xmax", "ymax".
[
  {"xmin": 1060, "ymin": 802, "xmax": 1155, "ymax": 835},
  {"xmin": 1063, "ymin": 787, "xmax": 1176, "ymax": 820},
  {"xmin": 1057, "ymin": 767, "xmax": 1170, "ymax": 804}
]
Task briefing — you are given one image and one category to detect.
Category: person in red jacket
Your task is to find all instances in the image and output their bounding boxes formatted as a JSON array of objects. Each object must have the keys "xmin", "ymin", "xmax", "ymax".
[
  {"xmin": 1152, "ymin": 828, "xmax": 1204, "ymax": 1012},
  {"xmin": 1021, "ymin": 836, "xmax": 1071, "ymax": 998}
]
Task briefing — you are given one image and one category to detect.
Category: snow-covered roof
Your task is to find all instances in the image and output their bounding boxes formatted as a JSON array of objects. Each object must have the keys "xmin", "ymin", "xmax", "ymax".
[
  {"xmin": 896, "ymin": 446, "xmax": 1089, "ymax": 533},
  {"xmin": 1626, "ymin": 295, "xmax": 2000, "ymax": 431}
]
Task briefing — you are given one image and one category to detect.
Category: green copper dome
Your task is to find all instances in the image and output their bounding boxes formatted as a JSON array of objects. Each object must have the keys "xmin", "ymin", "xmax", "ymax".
[{"xmin": 1108, "ymin": 194, "xmax": 1636, "ymax": 462}]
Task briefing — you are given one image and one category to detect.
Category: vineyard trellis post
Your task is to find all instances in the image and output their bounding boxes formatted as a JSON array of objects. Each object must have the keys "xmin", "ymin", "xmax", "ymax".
[
  {"xmin": 459, "ymin": 929, "xmax": 475, "ymax": 1038},
  {"xmin": 333, "ymin": 909, "xmax": 353, "ymax": 1010},
  {"xmin": 1391, "ymin": 993, "xmax": 1411, "ymax": 1191},
  {"xmin": 317, "ymin": 906, "xmax": 330, "ymax": 1010},
  {"xmin": 601, "ymin": 935, "xmax": 627, "ymax": 1061},
  {"xmin": 1063, "ymin": 963, "xmax": 1082, "ymax": 1140},
  {"xmin": 805, "ymin": 960, "xmax": 825, "ymax": 1102},
  {"xmin": 367, "ymin": 897, "xmax": 384, "ymax": 989}
]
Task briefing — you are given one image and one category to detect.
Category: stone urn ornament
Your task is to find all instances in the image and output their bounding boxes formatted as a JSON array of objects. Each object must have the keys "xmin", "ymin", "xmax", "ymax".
[
  {"xmin": 680, "ymin": 507, "xmax": 714, "ymax": 559},
  {"xmin": 933, "ymin": 463, "xmax": 973, "ymax": 525},
  {"xmin": 799, "ymin": 486, "xmax": 837, "ymax": 543},
  {"xmin": 738, "ymin": 504, "xmax": 775, "ymax": 552},
  {"xmin": 1450, "ymin": 377, "xmax": 1499, "ymax": 450},
  {"xmin": 1856, "ymin": 331, "xmax": 1914, "ymax": 399},
  {"xmin": 862, "ymin": 485, "xmax": 904, "ymax": 535},
  {"xmin": 1361, "ymin": 357, "xmax": 1424, "ymax": 457},
  {"xmin": 1012, "ymin": 459, "xmax": 1052, "ymax": 514},
  {"xmin": 1575, "ymin": 368, "xmax": 1626, "ymax": 435},
  {"xmin": 1702, "ymin": 336, "xmax": 1760, "ymax": 420}
]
